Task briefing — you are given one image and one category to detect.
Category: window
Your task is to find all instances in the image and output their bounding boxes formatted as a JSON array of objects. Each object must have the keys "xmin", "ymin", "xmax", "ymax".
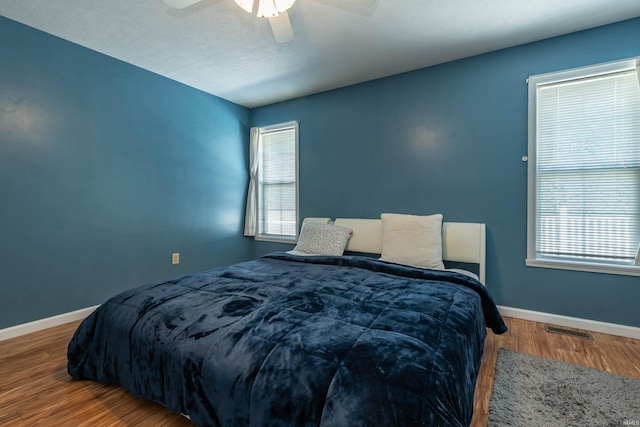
[
  {"xmin": 245, "ymin": 121, "xmax": 298, "ymax": 242},
  {"xmin": 526, "ymin": 58, "xmax": 640, "ymax": 276}
]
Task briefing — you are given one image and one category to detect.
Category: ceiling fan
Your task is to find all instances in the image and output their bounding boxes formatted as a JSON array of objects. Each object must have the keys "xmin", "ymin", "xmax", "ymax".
[{"xmin": 163, "ymin": 0, "xmax": 378, "ymax": 44}]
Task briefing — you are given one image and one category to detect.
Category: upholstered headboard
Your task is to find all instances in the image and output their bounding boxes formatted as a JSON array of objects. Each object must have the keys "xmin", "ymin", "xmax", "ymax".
[{"xmin": 325, "ymin": 218, "xmax": 486, "ymax": 284}]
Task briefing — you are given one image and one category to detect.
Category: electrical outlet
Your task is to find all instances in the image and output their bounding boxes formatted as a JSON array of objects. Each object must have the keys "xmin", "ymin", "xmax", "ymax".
[{"xmin": 172, "ymin": 253, "xmax": 180, "ymax": 265}]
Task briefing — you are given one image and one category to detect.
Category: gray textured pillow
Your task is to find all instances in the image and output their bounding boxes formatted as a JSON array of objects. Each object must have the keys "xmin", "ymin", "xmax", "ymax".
[{"xmin": 291, "ymin": 222, "xmax": 352, "ymax": 256}]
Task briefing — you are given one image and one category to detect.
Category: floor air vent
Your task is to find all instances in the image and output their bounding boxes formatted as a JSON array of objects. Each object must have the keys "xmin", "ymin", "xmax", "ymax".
[{"xmin": 544, "ymin": 325, "xmax": 594, "ymax": 340}]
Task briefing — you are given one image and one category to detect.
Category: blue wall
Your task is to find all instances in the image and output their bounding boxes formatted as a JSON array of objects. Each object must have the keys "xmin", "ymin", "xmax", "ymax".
[
  {"xmin": 251, "ymin": 18, "xmax": 640, "ymax": 328},
  {"xmin": 0, "ymin": 17, "xmax": 252, "ymax": 329},
  {"xmin": 2, "ymin": 15, "xmax": 638, "ymax": 330}
]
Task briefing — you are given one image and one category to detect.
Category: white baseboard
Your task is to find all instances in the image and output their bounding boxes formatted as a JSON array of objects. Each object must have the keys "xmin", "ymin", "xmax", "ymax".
[
  {"xmin": 0, "ymin": 305, "xmax": 99, "ymax": 342},
  {"xmin": 498, "ymin": 305, "xmax": 640, "ymax": 340}
]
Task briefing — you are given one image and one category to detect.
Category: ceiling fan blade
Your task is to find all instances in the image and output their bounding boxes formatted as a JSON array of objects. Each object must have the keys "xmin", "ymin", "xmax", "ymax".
[
  {"xmin": 309, "ymin": 0, "xmax": 378, "ymax": 16},
  {"xmin": 164, "ymin": 0, "xmax": 203, "ymax": 9},
  {"xmin": 269, "ymin": 11, "xmax": 295, "ymax": 44}
]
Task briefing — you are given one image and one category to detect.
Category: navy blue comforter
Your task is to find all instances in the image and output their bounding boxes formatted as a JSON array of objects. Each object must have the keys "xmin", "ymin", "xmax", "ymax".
[{"xmin": 68, "ymin": 253, "xmax": 506, "ymax": 427}]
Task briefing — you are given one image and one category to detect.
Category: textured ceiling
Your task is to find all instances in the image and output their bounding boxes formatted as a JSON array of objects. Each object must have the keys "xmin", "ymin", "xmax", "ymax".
[{"xmin": 2, "ymin": 0, "xmax": 640, "ymax": 108}]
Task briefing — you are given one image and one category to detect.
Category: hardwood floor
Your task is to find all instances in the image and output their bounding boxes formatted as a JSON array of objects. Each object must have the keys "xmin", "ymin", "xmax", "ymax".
[
  {"xmin": 1, "ymin": 316, "xmax": 638, "ymax": 426},
  {"xmin": 0, "ymin": 320, "xmax": 192, "ymax": 426}
]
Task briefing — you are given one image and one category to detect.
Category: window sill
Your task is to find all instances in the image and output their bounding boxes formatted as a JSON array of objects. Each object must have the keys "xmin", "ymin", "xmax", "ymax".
[
  {"xmin": 255, "ymin": 234, "xmax": 297, "ymax": 244},
  {"xmin": 525, "ymin": 258, "xmax": 640, "ymax": 277}
]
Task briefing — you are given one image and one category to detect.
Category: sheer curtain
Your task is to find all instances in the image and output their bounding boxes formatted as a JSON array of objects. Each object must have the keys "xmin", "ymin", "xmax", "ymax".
[{"xmin": 244, "ymin": 127, "xmax": 260, "ymax": 236}]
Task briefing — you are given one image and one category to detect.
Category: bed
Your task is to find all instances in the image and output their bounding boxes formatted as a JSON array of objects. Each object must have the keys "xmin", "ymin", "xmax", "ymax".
[{"xmin": 68, "ymin": 215, "xmax": 507, "ymax": 427}]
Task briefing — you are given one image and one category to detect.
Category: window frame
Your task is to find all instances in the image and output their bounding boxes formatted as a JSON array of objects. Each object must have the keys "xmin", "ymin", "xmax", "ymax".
[
  {"xmin": 255, "ymin": 121, "xmax": 299, "ymax": 243},
  {"xmin": 526, "ymin": 58, "xmax": 640, "ymax": 277}
]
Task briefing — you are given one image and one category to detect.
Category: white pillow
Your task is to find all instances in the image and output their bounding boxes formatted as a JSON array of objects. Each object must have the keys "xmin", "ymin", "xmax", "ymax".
[
  {"xmin": 379, "ymin": 213, "xmax": 444, "ymax": 270},
  {"xmin": 289, "ymin": 222, "xmax": 353, "ymax": 256}
]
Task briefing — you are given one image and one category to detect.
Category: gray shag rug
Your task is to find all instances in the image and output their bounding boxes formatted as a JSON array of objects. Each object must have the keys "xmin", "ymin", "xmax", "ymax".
[{"xmin": 488, "ymin": 348, "xmax": 640, "ymax": 427}]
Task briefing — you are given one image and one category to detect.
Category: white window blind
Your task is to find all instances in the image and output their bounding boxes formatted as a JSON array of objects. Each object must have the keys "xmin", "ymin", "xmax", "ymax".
[
  {"xmin": 257, "ymin": 122, "xmax": 298, "ymax": 241},
  {"xmin": 528, "ymin": 59, "xmax": 640, "ymax": 274}
]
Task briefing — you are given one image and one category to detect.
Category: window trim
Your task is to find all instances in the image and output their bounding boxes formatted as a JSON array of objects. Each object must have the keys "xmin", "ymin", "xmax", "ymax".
[
  {"xmin": 525, "ymin": 57, "xmax": 640, "ymax": 277},
  {"xmin": 254, "ymin": 120, "xmax": 299, "ymax": 243}
]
